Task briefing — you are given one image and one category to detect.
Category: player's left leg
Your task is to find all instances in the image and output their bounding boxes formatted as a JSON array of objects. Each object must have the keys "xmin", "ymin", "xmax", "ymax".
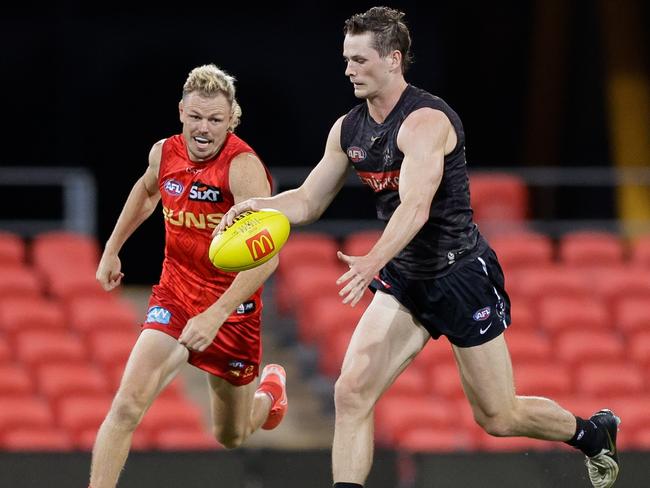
[
  {"xmin": 453, "ymin": 333, "xmax": 620, "ymax": 488},
  {"xmin": 206, "ymin": 368, "xmax": 286, "ymax": 448},
  {"xmin": 452, "ymin": 333, "xmax": 576, "ymax": 440}
]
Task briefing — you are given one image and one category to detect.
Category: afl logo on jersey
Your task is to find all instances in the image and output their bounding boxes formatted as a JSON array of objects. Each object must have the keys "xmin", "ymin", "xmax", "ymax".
[
  {"xmin": 163, "ymin": 179, "xmax": 184, "ymax": 196},
  {"xmin": 347, "ymin": 146, "xmax": 367, "ymax": 163}
]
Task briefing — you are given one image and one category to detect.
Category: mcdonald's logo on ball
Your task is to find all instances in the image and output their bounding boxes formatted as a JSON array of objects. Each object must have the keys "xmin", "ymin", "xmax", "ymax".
[
  {"xmin": 246, "ymin": 229, "xmax": 275, "ymax": 261},
  {"xmin": 209, "ymin": 209, "xmax": 291, "ymax": 271}
]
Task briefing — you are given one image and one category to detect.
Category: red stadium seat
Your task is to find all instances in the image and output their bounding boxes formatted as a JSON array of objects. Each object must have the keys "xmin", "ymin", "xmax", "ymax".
[
  {"xmin": 0, "ymin": 338, "xmax": 11, "ymax": 364},
  {"xmin": 0, "ymin": 266, "xmax": 41, "ymax": 299},
  {"xmin": 396, "ymin": 426, "xmax": 476, "ymax": 452},
  {"xmin": 138, "ymin": 397, "xmax": 205, "ymax": 437},
  {"xmin": 629, "ymin": 331, "xmax": 650, "ymax": 367},
  {"xmin": 554, "ymin": 330, "xmax": 625, "ymax": 366},
  {"xmin": 296, "ymin": 294, "xmax": 368, "ymax": 345},
  {"xmin": 342, "ymin": 230, "xmax": 383, "ymax": 256},
  {"xmin": 31, "ymin": 231, "xmax": 100, "ymax": 275},
  {"xmin": 469, "ymin": 173, "xmax": 529, "ymax": 233},
  {"xmin": 56, "ymin": 394, "xmax": 112, "ymax": 437},
  {"xmin": 505, "ymin": 330, "xmax": 553, "ymax": 366},
  {"xmin": 632, "ymin": 428, "xmax": 650, "ymax": 450},
  {"xmin": 429, "ymin": 363, "xmax": 465, "ymax": 399},
  {"xmin": 558, "ymin": 231, "xmax": 625, "ymax": 267},
  {"xmin": 591, "ymin": 270, "xmax": 650, "ymax": 314},
  {"xmin": 47, "ymin": 272, "xmax": 114, "ymax": 303},
  {"xmin": 508, "ymin": 299, "xmax": 536, "ymax": 331},
  {"xmin": 508, "ymin": 267, "xmax": 590, "ymax": 311},
  {"xmin": 0, "ymin": 397, "xmax": 54, "ymax": 434},
  {"xmin": 629, "ymin": 234, "xmax": 650, "ymax": 268},
  {"xmin": 410, "ymin": 338, "xmax": 455, "ymax": 371},
  {"xmin": 575, "ymin": 362, "xmax": 645, "ymax": 397},
  {"xmin": 514, "ymin": 363, "xmax": 572, "ymax": 396},
  {"xmin": 318, "ymin": 329, "xmax": 352, "ymax": 378},
  {"xmin": 0, "ymin": 364, "xmax": 35, "ymax": 396},
  {"xmin": 275, "ymin": 232, "xmax": 339, "ymax": 280},
  {"xmin": 615, "ymin": 297, "xmax": 650, "ymax": 335},
  {"xmin": 153, "ymin": 427, "xmax": 218, "ymax": 450},
  {"xmin": 488, "ymin": 231, "xmax": 554, "ymax": 273},
  {"xmin": 87, "ymin": 329, "xmax": 137, "ymax": 372},
  {"xmin": 384, "ymin": 367, "xmax": 430, "ymax": 398},
  {"xmin": 0, "ymin": 297, "xmax": 66, "ymax": 338},
  {"xmin": 538, "ymin": 296, "xmax": 610, "ymax": 335},
  {"xmin": 14, "ymin": 330, "xmax": 87, "ymax": 369},
  {"xmin": 374, "ymin": 395, "xmax": 454, "ymax": 445},
  {"xmin": 0, "ymin": 231, "xmax": 26, "ymax": 266},
  {"xmin": 1, "ymin": 427, "xmax": 74, "ymax": 451},
  {"xmin": 36, "ymin": 363, "xmax": 109, "ymax": 405},
  {"xmin": 68, "ymin": 297, "xmax": 140, "ymax": 334},
  {"xmin": 279, "ymin": 264, "xmax": 346, "ymax": 316}
]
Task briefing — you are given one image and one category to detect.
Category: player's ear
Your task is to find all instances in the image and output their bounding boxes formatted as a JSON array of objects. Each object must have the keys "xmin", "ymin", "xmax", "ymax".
[
  {"xmin": 390, "ymin": 50, "xmax": 402, "ymax": 72},
  {"xmin": 178, "ymin": 100, "xmax": 184, "ymax": 122}
]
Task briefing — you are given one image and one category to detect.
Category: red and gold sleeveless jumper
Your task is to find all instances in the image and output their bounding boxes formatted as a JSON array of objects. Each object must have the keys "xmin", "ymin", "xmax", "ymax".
[{"xmin": 143, "ymin": 132, "xmax": 272, "ymax": 385}]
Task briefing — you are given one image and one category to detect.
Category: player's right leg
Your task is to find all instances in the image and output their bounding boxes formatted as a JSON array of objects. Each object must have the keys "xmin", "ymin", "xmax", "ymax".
[
  {"xmin": 332, "ymin": 291, "xmax": 430, "ymax": 486},
  {"xmin": 89, "ymin": 329, "xmax": 189, "ymax": 488}
]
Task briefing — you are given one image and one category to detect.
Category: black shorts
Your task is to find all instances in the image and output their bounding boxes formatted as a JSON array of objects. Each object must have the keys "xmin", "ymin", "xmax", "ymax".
[{"xmin": 369, "ymin": 247, "xmax": 511, "ymax": 347}]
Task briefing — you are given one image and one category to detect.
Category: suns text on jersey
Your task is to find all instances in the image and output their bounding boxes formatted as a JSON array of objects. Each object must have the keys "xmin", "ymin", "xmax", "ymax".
[{"xmin": 163, "ymin": 206, "xmax": 223, "ymax": 229}]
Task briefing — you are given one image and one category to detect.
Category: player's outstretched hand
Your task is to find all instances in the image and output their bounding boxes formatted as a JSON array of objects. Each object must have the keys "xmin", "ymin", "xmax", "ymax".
[
  {"xmin": 213, "ymin": 198, "xmax": 258, "ymax": 237},
  {"xmin": 336, "ymin": 251, "xmax": 380, "ymax": 307},
  {"xmin": 96, "ymin": 253, "xmax": 124, "ymax": 291}
]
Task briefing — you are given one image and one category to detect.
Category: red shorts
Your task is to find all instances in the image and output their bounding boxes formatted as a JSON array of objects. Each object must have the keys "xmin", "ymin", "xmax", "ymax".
[{"xmin": 142, "ymin": 296, "xmax": 262, "ymax": 386}]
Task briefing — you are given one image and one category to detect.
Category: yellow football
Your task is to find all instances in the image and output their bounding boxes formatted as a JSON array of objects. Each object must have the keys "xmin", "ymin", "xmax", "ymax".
[{"xmin": 209, "ymin": 209, "xmax": 290, "ymax": 271}]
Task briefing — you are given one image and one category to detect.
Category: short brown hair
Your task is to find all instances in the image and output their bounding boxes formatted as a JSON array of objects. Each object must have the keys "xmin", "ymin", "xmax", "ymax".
[{"xmin": 344, "ymin": 6, "xmax": 413, "ymax": 73}]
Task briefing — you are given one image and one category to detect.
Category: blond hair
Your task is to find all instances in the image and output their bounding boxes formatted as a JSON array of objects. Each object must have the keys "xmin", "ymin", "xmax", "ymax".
[{"xmin": 182, "ymin": 64, "xmax": 242, "ymax": 131}]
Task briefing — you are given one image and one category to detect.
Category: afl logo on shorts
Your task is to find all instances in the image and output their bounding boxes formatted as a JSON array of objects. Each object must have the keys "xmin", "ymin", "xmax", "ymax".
[
  {"xmin": 472, "ymin": 306, "xmax": 491, "ymax": 321},
  {"xmin": 347, "ymin": 146, "xmax": 367, "ymax": 163},
  {"xmin": 163, "ymin": 179, "xmax": 184, "ymax": 196}
]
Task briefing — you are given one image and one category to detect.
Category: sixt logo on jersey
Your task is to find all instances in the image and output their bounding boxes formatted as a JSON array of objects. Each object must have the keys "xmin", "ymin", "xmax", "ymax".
[
  {"xmin": 163, "ymin": 179, "xmax": 184, "ymax": 196},
  {"xmin": 356, "ymin": 169, "xmax": 400, "ymax": 192},
  {"xmin": 347, "ymin": 146, "xmax": 367, "ymax": 163},
  {"xmin": 188, "ymin": 181, "xmax": 223, "ymax": 203}
]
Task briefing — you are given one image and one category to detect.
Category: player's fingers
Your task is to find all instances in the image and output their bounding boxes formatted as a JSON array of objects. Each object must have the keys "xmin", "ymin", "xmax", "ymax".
[
  {"xmin": 336, "ymin": 268, "xmax": 355, "ymax": 285},
  {"xmin": 336, "ymin": 251, "xmax": 352, "ymax": 266}
]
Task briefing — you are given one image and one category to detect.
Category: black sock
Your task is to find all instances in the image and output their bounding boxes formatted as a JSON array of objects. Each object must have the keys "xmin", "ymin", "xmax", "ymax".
[
  {"xmin": 333, "ymin": 484, "xmax": 363, "ymax": 488},
  {"xmin": 565, "ymin": 416, "xmax": 604, "ymax": 457}
]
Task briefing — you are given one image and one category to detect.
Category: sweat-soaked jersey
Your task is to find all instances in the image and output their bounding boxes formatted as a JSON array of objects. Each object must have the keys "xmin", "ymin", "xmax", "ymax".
[
  {"xmin": 153, "ymin": 132, "xmax": 272, "ymax": 320},
  {"xmin": 340, "ymin": 84, "xmax": 485, "ymax": 278}
]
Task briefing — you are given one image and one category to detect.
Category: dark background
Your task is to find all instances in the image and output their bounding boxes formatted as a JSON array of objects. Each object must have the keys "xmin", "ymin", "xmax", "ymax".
[{"xmin": 2, "ymin": 1, "xmax": 647, "ymax": 283}]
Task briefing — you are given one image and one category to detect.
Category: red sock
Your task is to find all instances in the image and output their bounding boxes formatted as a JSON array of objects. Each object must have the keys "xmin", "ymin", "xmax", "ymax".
[{"xmin": 257, "ymin": 381, "xmax": 282, "ymax": 405}]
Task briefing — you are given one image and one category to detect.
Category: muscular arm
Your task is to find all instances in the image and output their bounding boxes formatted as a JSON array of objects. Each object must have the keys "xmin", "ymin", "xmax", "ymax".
[
  {"xmin": 179, "ymin": 152, "xmax": 277, "ymax": 352},
  {"xmin": 337, "ymin": 108, "xmax": 451, "ymax": 305},
  {"xmin": 96, "ymin": 141, "xmax": 163, "ymax": 290},
  {"xmin": 215, "ymin": 117, "xmax": 350, "ymax": 232}
]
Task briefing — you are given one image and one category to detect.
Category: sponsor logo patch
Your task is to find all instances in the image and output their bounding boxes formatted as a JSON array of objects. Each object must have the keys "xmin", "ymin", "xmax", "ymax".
[
  {"xmin": 356, "ymin": 169, "xmax": 400, "ymax": 192},
  {"xmin": 472, "ymin": 306, "xmax": 491, "ymax": 321},
  {"xmin": 235, "ymin": 301, "xmax": 256, "ymax": 315},
  {"xmin": 246, "ymin": 229, "xmax": 275, "ymax": 261},
  {"xmin": 188, "ymin": 181, "xmax": 223, "ymax": 203},
  {"xmin": 163, "ymin": 179, "xmax": 184, "ymax": 196},
  {"xmin": 145, "ymin": 306, "xmax": 172, "ymax": 325},
  {"xmin": 347, "ymin": 146, "xmax": 367, "ymax": 163}
]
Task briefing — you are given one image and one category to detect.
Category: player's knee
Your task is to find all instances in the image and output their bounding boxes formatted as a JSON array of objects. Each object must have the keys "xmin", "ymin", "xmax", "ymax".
[
  {"xmin": 475, "ymin": 410, "xmax": 517, "ymax": 437},
  {"xmin": 108, "ymin": 394, "xmax": 147, "ymax": 430},
  {"xmin": 334, "ymin": 374, "xmax": 371, "ymax": 417}
]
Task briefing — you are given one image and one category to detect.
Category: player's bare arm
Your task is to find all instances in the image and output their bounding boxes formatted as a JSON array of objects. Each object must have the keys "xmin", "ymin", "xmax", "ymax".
[
  {"xmin": 213, "ymin": 116, "xmax": 350, "ymax": 234},
  {"xmin": 179, "ymin": 152, "xmax": 278, "ymax": 352},
  {"xmin": 96, "ymin": 140, "xmax": 164, "ymax": 291},
  {"xmin": 337, "ymin": 108, "xmax": 450, "ymax": 305}
]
